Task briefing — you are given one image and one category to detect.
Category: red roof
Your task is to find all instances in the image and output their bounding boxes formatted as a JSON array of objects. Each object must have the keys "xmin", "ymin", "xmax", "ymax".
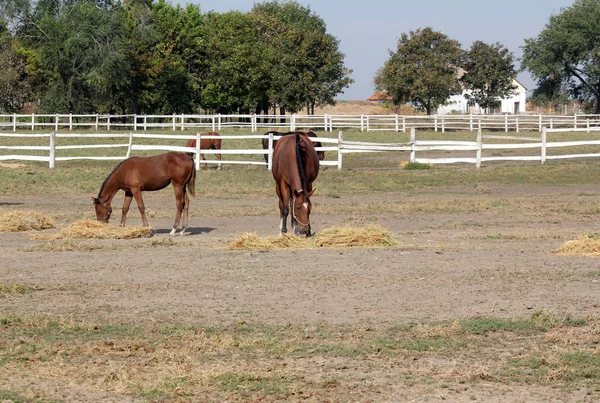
[{"xmin": 367, "ymin": 93, "xmax": 393, "ymax": 102}]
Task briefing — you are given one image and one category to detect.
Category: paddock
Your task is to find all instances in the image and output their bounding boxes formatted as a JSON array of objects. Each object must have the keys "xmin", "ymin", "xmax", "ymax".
[{"xmin": 1, "ymin": 152, "xmax": 599, "ymax": 401}]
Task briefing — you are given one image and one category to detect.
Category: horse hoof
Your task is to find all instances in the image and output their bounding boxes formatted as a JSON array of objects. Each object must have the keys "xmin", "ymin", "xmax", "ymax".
[{"xmin": 169, "ymin": 228, "xmax": 177, "ymax": 236}]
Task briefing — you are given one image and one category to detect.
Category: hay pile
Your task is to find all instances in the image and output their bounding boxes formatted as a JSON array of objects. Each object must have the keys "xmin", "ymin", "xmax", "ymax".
[
  {"xmin": 227, "ymin": 224, "xmax": 397, "ymax": 250},
  {"xmin": 29, "ymin": 220, "xmax": 152, "ymax": 240},
  {"xmin": 555, "ymin": 237, "xmax": 600, "ymax": 257},
  {"xmin": 0, "ymin": 211, "xmax": 55, "ymax": 232},
  {"xmin": 314, "ymin": 225, "xmax": 398, "ymax": 248}
]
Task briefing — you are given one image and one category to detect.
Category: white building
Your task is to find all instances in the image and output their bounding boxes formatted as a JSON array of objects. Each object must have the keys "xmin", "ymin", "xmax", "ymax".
[{"xmin": 436, "ymin": 78, "xmax": 527, "ymax": 115}]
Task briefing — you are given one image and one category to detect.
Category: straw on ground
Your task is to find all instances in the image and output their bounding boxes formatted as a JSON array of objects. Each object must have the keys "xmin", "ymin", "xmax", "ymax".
[
  {"xmin": 29, "ymin": 220, "xmax": 152, "ymax": 240},
  {"xmin": 0, "ymin": 211, "xmax": 55, "ymax": 232},
  {"xmin": 227, "ymin": 225, "xmax": 398, "ymax": 250}
]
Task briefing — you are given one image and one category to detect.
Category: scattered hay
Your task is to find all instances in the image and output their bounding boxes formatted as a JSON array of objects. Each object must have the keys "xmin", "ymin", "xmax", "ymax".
[
  {"xmin": 555, "ymin": 237, "xmax": 600, "ymax": 257},
  {"xmin": 0, "ymin": 211, "xmax": 55, "ymax": 232},
  {"xmin": 227, "ymin": 225, "xmax": 397, "ymax": 250},
  {"xmin": 227, "ymin": 232, "xmax": 312, "ymax": 250},
  {"xmin": 314, "ymin": 225, "xmax": 398, "ymax": 248},
  {"xmin": 0, "ymin": 162, "xmax": 27, "ymax": 169},
  {"xmin": 29, "ymin": 220, "xmax": 152, "ymax": 240},
  {"xmin": 0, "ymin": 283, "xmax": 39, "ymax": 297}
]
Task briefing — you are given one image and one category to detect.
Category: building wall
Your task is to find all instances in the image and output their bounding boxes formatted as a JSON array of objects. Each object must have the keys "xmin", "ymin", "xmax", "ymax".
[{"xmin": 436, "ymin": 80, "xmax": 527, "ymax": 115}]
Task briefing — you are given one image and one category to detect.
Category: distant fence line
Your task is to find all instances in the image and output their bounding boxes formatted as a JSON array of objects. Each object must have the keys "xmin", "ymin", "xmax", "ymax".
[
  {"xmin": 2, "ymin": 127, "xmax": 600, "ymax": 170},
  {"xmin": 2, "ymin": 113, "xmax": 600, "ymax": 133}
]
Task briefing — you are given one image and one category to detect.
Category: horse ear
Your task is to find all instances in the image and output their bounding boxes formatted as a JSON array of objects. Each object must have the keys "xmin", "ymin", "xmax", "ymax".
[
  {"xmin": 293, "ymin": 189, "xmax": 302, "ymax": 198},
  {"xmin": 307, "ymin": 188, "xmax": 315, "ymax": 197},
  {"xmin": 91, "ymin": 196, "xmax": 99, "ymax": 204}
]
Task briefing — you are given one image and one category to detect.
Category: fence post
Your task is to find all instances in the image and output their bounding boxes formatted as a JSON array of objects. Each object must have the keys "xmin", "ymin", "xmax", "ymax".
[
  {"xmin": 107, "ymin": 115, "xmax": 111, "ymax": 131},
  {"xmin": 95, "ymin": 114, "xmax": 99, "ymax": 131},
  {"xmin": 476, "ymin": 128, "xmax": 482, "ymax": 168},
  {"xmin": 574, "ymin": 114, "xmax": 578, "ymax": 129},
  {"xmin": 69, "ymin": 113, "xmax": 72, "ymax": 131},
  {"xmin": 337, "ymin": 130, "xmax": 343, "ymax": 170},
  {"xmin": 31, "ymin": 113, "xmax": 35, "ymax": 130},
  {"xmin": 541, "ymin": 127, "xmax": 547, "ymax": 164},
  {"xmin": 505, "ymin": 114, "xmax": 508, "ymax": 132},
  {"xmin": 267, "ymin": 132, "xmax": 274, "ymax": 171},
  {"xmin": 395, "ymin": 114, "xmax": 399, "ymax": 132},
  {"xmin": 441, "ymin": 116, "xmax": 445, "ymax": 133},
  {"xmin": 218, "ymin": 114, "xmax": 222, "ymax": 130},
  {"xmin": 195, "ymin": 132, "xmax": 201, "ymax": 170},
  {"xmin": 291, "ymin": 114, "xmax": 296, "ymax": 131},
  {"xmin": 49, "ymin": 131, "xmax": 56, "ymax": 169},
  {"xmin": 126, "ymin": 132, "xmax": 134, "ymax": 158},
  {"xmin": 409, "ymin": 127, "xmax": 416, "ymax": 163},
  {"xmin": 538, "ymin": 114, "xmax": 542, "ymax": 132},
  {"xmin": 434, "ymin": 115, "xmax": 438, "ymax": 132},
  {"xmin": 366, "ymin": 115, "xmax": 370, "ymax": 132},
  {"xmin": 252, "ymin": 113, "xmax": 257, "ymax": 132},
  {"xmin": 469, "ymin": 114, "xmax": 473, "ymax": 131},
  {"xmin": 587, "ymin": 118, "xmax": 590, "ymax": 133},
  {"xmin": 172, "ymin": 114, "xmax": 176, "ymax": 131},
  {"xmin": 550, "ymin": 118, "xmax": 553, "ymax": 130},
  {"xmin": 360, "ymin": 115, "xmax": 364, "ymax": 132},
  {"xmin": 134, "ymin": 114, "xmax": 137, "ymax": 131},
  {"xmin": 402, "ymin": 116, "xmax": 406, "ymax": 133},
  {"xmin": 13, "ymin": 113, "xmax": 16, "ymax": 132},
  {"xmin": 516, "ymin": 116, "xmax": 519, "ymax": 133},
  {"xmin": 55, "ymin": 114, "xmax": 59, "ymax": 131},
  {"xmin": 211, "ymin": 115, "xmax": 216, "ymax": 132}
]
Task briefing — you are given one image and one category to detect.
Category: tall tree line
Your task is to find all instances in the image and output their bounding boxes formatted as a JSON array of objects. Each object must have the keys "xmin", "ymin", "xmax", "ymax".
[{"xmin": 0, "ymin": 0, "xmax": 353, "ymax": 114}]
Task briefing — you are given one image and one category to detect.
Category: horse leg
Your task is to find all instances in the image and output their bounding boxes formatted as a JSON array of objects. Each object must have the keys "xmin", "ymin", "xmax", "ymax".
[
  {"xmin": 131, "ymin": 189, "xmax": 150, "ymax": 227},
  {"xmin": 170, "ymin": 185, "xmax": 185, "ymax": 236},
  {"xmin": 120, "ymin": 191, "xmax": 134, "ymax": 227},
  {"xmin": 277, "ymin": 183, "xmax": 290, "ymax": 234},
  {"xmin": 181, "ymin": 191, "xmax": 190, "ymax": 235}
]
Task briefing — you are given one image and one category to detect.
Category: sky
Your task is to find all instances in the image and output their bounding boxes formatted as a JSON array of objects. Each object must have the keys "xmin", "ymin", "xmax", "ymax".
[{"xmin": 178, "ymin": 0, "xmax": 576, "ymax": 101}]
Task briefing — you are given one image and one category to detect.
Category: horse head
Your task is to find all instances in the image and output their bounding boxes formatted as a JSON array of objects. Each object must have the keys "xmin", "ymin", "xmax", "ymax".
[
  {"xmin": 292, "ymin": 188, "xmax": 315, "ymax": 236},
  {"xmin": 92, "ymin": 196, "xmax": 112, "ymax": 223}
]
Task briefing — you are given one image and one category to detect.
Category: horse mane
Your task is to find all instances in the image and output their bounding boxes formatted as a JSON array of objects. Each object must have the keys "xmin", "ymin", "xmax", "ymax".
[
  {"xmin": 97, "ymin": 159, "xmax": 127, "ymax": 199},
  {"xmin": 295, "ymin": 133, "xmax": 308, "ymax": 198}
]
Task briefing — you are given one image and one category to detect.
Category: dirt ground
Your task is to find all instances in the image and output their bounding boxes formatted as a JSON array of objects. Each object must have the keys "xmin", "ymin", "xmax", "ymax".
[{"xmin": 1, "ymin": 183, "xmax": 600, "ymax": 401}]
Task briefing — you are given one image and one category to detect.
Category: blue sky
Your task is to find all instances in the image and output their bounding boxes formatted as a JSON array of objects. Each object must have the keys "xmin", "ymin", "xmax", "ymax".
[{"xmin": 179, "ymin": 0, "xmax": 575, "ymax": 101}]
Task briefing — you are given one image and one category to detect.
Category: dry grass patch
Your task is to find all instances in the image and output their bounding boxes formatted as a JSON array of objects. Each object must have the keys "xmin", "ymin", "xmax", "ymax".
[
  {"xmin": 0, "ymin": 210, "xmax": 55, "ymax": 232},
  {"xmin": 28, "ymin": 219, "xmax": 152, "ymax": 240},
  {"xmin": 0, "ymin": 283, "xmax": 39, "ymax": 297},
  {"xmin": 555, "ymin": 237, "xmax": 600, "ymax": 257},
  {"xmin": 227, "ymin": 225, "xmax": 397, "ymax": 250}
]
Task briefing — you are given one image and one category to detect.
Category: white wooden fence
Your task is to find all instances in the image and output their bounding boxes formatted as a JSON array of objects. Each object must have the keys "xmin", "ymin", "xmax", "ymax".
[
  {"xmin": 2, "ymin": 113, "xmax": 600, "ymax": 133},
  {"xmin": 2, "ymin": 127, "xmax": 600, "ymax": 169}
]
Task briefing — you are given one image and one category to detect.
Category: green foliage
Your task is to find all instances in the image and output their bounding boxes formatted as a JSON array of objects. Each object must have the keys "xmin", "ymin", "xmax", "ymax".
[
  {"xmin": 374, "ymin": 27, "xmax": 463, "ymax": 115},
  {"xmin": 521, "ymin": 0, "xmax": 600, "ymax": 113},
  {"xmin": 460, "ymin": 41, "xmax": 517, "ymax": 112}
]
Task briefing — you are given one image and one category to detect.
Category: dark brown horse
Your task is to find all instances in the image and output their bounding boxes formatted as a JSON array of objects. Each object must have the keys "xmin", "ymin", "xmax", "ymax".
[
  {"xmin": 92, "ymin": 152, "xmax": 196, "ymax": 235},
  {"xmin": 262, "ymin": 131, "xmax": 325, "ymax": 164},
  {"xmin": 186, "ymin": 131, "xmax": 222, "ymax": 169},
  {"xmin": 272, "ymin": 133, "xmax": 319, "ymax": 236}
]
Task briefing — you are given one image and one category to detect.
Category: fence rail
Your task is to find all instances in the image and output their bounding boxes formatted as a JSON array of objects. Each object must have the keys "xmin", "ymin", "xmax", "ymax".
[{"xmin": 3, "ymin": 113, "xmax": 600, "ymax": 133}]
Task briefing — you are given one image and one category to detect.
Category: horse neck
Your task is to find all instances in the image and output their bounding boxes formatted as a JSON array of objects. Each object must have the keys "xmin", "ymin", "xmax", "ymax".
[{"xmin": 97, "ymin": 171, "xmax": 121, "ymax": 204}]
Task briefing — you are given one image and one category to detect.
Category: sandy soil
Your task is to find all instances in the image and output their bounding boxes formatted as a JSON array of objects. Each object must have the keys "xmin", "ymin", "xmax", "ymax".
[{"xmin": 1, "ymin": 184, "xmax": 600, "ymax": 401}]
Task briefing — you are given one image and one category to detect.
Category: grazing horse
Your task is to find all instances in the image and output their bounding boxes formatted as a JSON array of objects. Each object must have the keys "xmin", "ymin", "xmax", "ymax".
[
  {"xmin": 272, "ymin": 132, "xmax": 320, "ymax": 236},
  {"xmin": 262, "ymin": 131, "xmax": 325, "ymax": 164},
  {"xmin": 186, "ymin": 132, "xmax": 222, "ymax": 169},
  {"xmin": 92, "ymin": 152, "xmax": 196, "ymax": 235}
]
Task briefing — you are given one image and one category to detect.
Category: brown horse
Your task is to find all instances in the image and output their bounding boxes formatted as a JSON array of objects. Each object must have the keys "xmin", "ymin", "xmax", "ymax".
[
  {"xmin": 272, "ymin": 132, "xmax": 319, "ymax": 236},
  {"xmin": 262, "ymin": 131, "xmax": 325, "ymax": 164},
  {"xmin": 92, "ymin": 152, "xmax": 196, "ymax": 235},
  {"xmin": 186, "ymin": 132, "xmax": 222, "ymax": 169}
]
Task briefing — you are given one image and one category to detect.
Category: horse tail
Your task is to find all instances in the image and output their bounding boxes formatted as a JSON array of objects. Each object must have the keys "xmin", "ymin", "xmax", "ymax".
[{"xmin": 187, "ymin": 160, "xmax": 196, "ymax": 197}]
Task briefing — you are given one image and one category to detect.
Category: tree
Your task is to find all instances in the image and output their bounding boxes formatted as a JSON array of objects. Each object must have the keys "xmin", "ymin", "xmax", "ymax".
[
  {"xmin": 521, "ymin": 0, "xmax": 600, "ymax": 113},
  {"xmin": 251, "ymin": 1, "xmax": 352, "ymax": 115},
  {"xmin": 0, "ymin": 38, "xmax": 34, "ymax": 112},
  {"xmin": 460, "ymin": 41, "xmax": 517, "ymax": 112},
  {"xmin": 200, "ymin": 11, "xmax": 270, "ymax": 114},
  {"xmin": 374, "ymin": 27, "xmax": 463, "ymax": 115},
  {"xmin": 21, "ymin": 0, "xmax": 128, "ymax": 113}
]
